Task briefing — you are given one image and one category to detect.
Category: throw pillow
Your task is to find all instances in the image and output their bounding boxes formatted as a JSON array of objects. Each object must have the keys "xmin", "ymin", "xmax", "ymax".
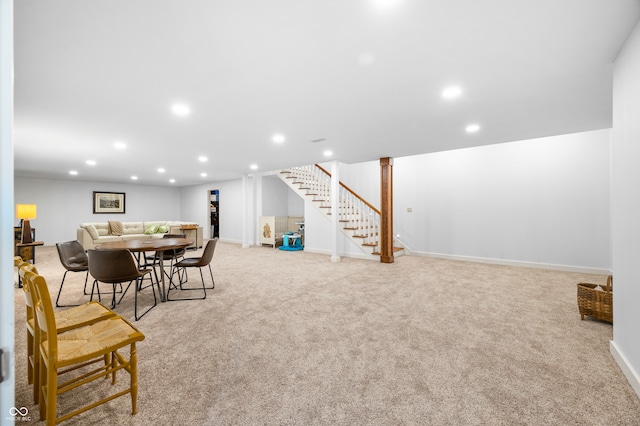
[
  {"xmin": 108, "ymin": 220, "xmax": 124, "ymax": 236},
  {"xmin": 158, "ymin": 224, "xmax": 169, "ymax": 233},
  {"xmin": 85, "ymin": 224, "xmax": 100, "ymax": 240},
  {"xmin": 144, "ymin": 224, "xmax": 159, "ymax": 235}
]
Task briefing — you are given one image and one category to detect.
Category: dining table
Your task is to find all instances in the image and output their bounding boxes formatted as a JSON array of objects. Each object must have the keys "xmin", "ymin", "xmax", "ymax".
[{"xmin": 95, "ymin": 237, "xmax": 193, "ymax": 302}]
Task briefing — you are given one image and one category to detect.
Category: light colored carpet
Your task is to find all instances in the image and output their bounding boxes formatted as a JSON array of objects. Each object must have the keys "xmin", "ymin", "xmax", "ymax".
[{"xmin": 12, "ymin": 242, "xmax": 640, "ymax": 425}]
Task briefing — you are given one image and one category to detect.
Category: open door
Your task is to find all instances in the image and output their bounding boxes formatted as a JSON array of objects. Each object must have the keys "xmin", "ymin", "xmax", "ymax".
[{"xmin": 210, "ymin": 190, "xmax": 219, "ymax": 239}]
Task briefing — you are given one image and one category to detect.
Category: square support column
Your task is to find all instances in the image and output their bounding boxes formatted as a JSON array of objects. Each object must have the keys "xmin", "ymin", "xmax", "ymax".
[{"xmin": 380, "ymin": 157, "xmax": 394, "ymax": 263}]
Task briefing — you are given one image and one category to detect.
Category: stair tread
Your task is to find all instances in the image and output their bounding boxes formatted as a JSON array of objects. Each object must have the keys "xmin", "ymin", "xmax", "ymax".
[{"xmin": 372, "ymin": 247, "xmax": 404, "ymax": 255}]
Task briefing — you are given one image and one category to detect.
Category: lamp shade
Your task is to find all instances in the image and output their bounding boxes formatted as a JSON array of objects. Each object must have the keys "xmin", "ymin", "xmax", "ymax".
[{"xmin": 16, "ymin": 204, "xmax": 37, "ymax": 220}]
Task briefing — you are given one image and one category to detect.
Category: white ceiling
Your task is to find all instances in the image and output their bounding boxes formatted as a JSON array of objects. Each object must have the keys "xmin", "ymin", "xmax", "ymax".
[{"xmin": 13, "ymin": 0, "xmax": 640, "ymax": 187}]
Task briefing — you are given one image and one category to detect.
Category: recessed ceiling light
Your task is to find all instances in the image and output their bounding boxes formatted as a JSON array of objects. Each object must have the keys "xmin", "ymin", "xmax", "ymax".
[
  {"xmin": 466, "ymin": 124, "xmax": 481, "ymax": 133},
  {"xmin": 442, "ymin": 86, "xmax": 463, "ymax": 99},
  {"xmin": 171, "ymin": 103, "xmax": 190, "ymax": 116},
  {"xmin": 323, "ymin": 150, "xmax": 333, "ymax": 157},
  {"xmin": 69, "ymin": 170, "xmax": 78, "ymax": 176},
  {"xmin": 113, "ymin": 141, "xmax": 127, "ymax": 149},
  {"xmin": 157, "ymin": 168, "xmax": 166, "ymax": 173},
  {"xmin": 131, "ymin": 176, "xmax": 138, "ymax": 180},
  {"xmin": 198, "ymin": 156, "xmax": 208, "ymax": 162},
  {"xmin": 86, "ymin": 160, "xmax": 96, "ymax": 166},
  {"xmin": 272, "ymin": 134, "xmax": 286, "ymax": 144},
  {"xmin": 169, "ymin": 179, "xmax": 176, "ymax": 183},
  {"xmin": 200, "ymin": 172, "xmax": 207, "ymax": 177},
  {"xmin": 250, "ymin": 164, "xmax": 258, "ymax": 170}
]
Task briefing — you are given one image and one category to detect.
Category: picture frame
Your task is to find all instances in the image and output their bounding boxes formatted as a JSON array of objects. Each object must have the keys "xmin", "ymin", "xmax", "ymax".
[{"xmin": 93, "ymin": 191, "xmax": 126, "ymax": 214}]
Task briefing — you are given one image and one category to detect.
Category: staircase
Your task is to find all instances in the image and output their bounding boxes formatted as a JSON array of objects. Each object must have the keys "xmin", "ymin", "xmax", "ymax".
[{"xmin": 278, "ymin": 164, "xmax": 403, "ymax": 259}]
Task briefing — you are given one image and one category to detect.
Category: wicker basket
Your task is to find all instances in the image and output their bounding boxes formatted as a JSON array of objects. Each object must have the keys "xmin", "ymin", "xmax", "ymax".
[{"xmin": 577, "ymin": 275, "xmax": 613, "ymax": 323}]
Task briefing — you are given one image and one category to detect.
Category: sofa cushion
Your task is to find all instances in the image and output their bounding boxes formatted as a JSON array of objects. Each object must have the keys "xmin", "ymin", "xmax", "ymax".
[
  {"xmin": 95, "ymin": 235, "xmax": 122, "ymax": 244},
  {"xmin": 108, "ymin": 220, "xmax": 124, "ymax": 236},
  {"xmin": 123, "ymin": 222, "xmax": 144, "ymax": 235},
  {"xmin": 144, "ymin": 224, "xmax": 159, "ymax": 234},
  {"xmin": 93, "ymin": 223, "xmax": 110, "ymax": 236},
  {"xmin": 122, "ymin": 234, "xmax": 152, "ymax": 241},
  {"xmin": 84, "ymin": 224, "xmax": 100, "ymax": 240}
]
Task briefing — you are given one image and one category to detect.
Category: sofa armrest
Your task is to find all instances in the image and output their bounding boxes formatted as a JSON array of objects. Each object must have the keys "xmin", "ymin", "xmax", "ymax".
[
  {"xmin": 168, "ymin": 225, "xmax": 203, "ymax": 248},
  {"xmin": 77, "ymin": 227, "xmax": 95, "ymax": 250}
]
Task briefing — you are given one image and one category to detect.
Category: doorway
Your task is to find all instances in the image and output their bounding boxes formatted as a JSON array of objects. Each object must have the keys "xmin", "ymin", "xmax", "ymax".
[{"xmin": 210, "ymin": 189, "xmax": 219, "ymax": 239}]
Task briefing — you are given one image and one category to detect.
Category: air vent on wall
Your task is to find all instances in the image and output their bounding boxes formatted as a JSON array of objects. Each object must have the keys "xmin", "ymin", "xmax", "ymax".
[{"xmin": 310, "ymin": 138, "xmax": 326, "ymax": 143}]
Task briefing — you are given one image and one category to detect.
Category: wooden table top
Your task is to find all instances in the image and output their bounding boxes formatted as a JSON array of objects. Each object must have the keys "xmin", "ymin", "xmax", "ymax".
[{"xmin": 96, "ymin": 238, "xmax": 193, "ymax": 252}]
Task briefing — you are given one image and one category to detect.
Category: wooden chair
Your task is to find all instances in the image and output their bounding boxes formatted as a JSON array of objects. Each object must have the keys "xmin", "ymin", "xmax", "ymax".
[
  {"xmin": 15, "ymin": 256, "xmax": 36, "ymax": 385},
  {"xmin": 16, "ymin": 258, "xmax": 116, "ymax": 404},
  {"xmin": 88, "ymin": 249, "xmax": 157, "ymax": 320},
  {"xmin": 55, "ymin": 240, "xmax": 90, "ymax": 307},
  {"xmin": 24, "ymin": 269, "xmax": 145, "ymax": 425},
  {"xmin": 167, "ymin": 238, "xmax": 217, "ymax": 301}
]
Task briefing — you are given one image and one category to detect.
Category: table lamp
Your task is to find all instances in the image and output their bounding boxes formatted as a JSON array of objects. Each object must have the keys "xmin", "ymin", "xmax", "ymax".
[{"xmin": 16, "ymin": 204, "xmax": 36, "ymax": 244}]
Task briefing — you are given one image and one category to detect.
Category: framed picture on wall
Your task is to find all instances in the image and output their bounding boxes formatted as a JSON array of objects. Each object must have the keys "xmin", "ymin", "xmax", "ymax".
[{"xmin": 93, "ymin": 191, "xmax": 126, "ymax": 214}]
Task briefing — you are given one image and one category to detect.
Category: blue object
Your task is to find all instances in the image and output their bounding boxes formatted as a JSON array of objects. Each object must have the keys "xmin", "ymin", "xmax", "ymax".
[{"xmin": 279, "ymin": 232, "xmax": 304, "ymax": 251}]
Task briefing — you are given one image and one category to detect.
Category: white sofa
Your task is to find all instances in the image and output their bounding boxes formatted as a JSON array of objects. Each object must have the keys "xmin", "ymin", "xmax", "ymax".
[{"xmin": 77, "ymin": 221, "xmax": 203, "ymax": 250}]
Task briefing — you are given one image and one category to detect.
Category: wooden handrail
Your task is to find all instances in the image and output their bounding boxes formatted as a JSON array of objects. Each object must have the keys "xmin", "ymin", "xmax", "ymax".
[{"xmin": 314, "ymin": 164, "xmax": 381, "ymax": 215}]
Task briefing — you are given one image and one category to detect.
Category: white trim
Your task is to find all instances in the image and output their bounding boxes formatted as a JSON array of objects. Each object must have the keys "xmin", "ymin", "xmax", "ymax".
[
  {"xmin": 610, "ymin": 340, "xmax": 640, "ymax": 399},
  {"xmin": 1, "ymin": 0, "xmax": 15, "ymax": 417},
  {"xmin": 408, "ymin": 250, "xmax": 612, "ymax": 275},
  {"xmin": 303, "ymin": 247, "xmax": 377, "ymax": 261}
]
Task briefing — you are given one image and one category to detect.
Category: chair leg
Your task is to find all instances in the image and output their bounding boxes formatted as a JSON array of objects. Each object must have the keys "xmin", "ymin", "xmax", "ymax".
[
  {"xmin": 46, "ymin": 359, "xmax": 57, "ymax": 423},
  {"xmin": 82, "ymin": 270, "xmax": 90, "ymax": 295},
  {"xmin": 206, "ymin": 264, "xmax": 215, "ymax": 289},
  {"xmin": 117, "ymin": 280, "xmax": 134, "ymax": 306},
  {"xmin": 39, "ymin": 356, "xmax": 46, "ymax": 420},
  {"xmin": 56, "ymin": 270, "xmax": 80, "ymax": 307},
  {"xmin": 27, "ymin": 329, "xmax": 33, "ymax": 385},
  {"xmin": 167, "ymin": 267, "xmax": 207, "ymax": 301},
  {"xmin": 134, "ymin": 276, "xmax": 157, "ymax": 321},
  {"xmin": 32, "ymin": 327, "xmax": 41, "ymax": 404},
  {"xmin": 90, "ymin": 279, "xmax": 103, "ymax": 304},
  {"xmin": 131, "ymin": 343, "xmax": 139, "ymax": 415}
]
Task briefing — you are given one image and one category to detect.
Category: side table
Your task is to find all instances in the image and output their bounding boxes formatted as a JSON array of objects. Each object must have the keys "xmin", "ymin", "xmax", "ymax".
[
  {"xmin": 15, "ymin": 241, "xmax": 44, "ymax": 288},
  {"xmin": 180, "ymin": 226, "xmax": 201, "ymax": 249}
]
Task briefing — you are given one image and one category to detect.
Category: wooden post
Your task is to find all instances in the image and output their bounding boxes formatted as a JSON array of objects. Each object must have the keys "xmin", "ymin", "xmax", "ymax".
[{"xmin": 380, "ymin": 157, "xmax": 394, "ymax": 263}]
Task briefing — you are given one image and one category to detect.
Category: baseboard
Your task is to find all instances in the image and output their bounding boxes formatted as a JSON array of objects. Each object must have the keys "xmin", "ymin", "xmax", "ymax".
[
  {"xmin": 408, "ymin": 251, "xmax": 611, "ymax": 275},
  {"xmin": 302, "ymin": 247, "xmax": 377, "ymax": 261},
  {"xmin": 610, "ymin": 340, "xmax": 640, "ymax": 400}
]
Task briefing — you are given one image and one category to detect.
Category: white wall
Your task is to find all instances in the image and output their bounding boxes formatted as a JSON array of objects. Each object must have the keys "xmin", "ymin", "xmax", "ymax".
[
  {"xmin": 394, "ymin": 130, "xmax": 611, "ymax": 270},
  {"xmin": 179, "ymin": 178, "xmax": 250, "ymax": 244},
  {"xmin": 14, "ymin": 177, "xmax": 181, "ymax": 245},
  {"xmin": 287, "ymin": 188, "xmax": 304, "ymax": 217},
  {"xmin": 611, "ymin": 19, "xmax": 640, "ymax": 398},
  {"xmin": 262, "ymin": 175, "xmax": 290, "ymax": 217},
  {"xmin": 338, "ymin": 160, "xmax": 381, "ymax": 210}
]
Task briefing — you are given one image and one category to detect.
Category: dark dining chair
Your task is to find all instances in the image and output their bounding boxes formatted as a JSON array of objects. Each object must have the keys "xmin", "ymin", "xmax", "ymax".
[
  {"xmin": 88, "ymin": 249, "xmax": 157, "ymax": 320},
  {"xmin": 167, "ymin": 238, "xmax": 217, "ymax": 301},
  {"xmin": 144, "ymin": 233, "xmax": 187, "ymax": 283},
  {"xmin": 55, "ymin": 240, "xmax": 90, "ymax": 307}
]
